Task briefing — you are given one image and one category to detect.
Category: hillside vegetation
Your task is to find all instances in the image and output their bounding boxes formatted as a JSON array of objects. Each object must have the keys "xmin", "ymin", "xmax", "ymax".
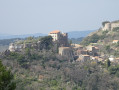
[
  {"xmin": 0, "ymin": 35, "xmax": 119, "ymax": 90},
  {"xmin": 80, "ymin": 27, "xmax": 119, "ymax": 57}
]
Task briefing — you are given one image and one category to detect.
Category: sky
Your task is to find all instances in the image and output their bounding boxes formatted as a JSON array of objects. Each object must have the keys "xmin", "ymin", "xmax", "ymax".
[{"xmin": 0, "ymin": 0, "xmax": 119, "ymax": 35}]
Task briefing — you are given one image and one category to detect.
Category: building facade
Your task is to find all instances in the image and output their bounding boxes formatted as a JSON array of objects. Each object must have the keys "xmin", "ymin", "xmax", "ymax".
[
  {"xmin": 102, "ymin": 20, "xmax": 119, "ymax": 31},
  {"xmin": 48, "ymin": 30, "xmax": 69, "ymax": 47}
]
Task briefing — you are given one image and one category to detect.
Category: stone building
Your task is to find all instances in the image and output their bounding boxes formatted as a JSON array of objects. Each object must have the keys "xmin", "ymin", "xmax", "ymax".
[
  {"xmin": 48, "ymin": 30, "xmax": 60, "ymax": 41},
  {"xmin": 48, "ymin": 30, "xmax": 69, "ymax": 47},
  {"xmin": 59, "ymin": 47, "xmax": 74, "ymax": 60},
  {"xmin": 102, "ymin": 20, "xmax": 119, "ymax": 31},
  {"xmin": 86, "ymin": 46, "xmax": 99, "ymax": 56},
  {"xmin": 9, "ymin": 43, "xmax": 15, "ymax": 52},
  {"xmin": 9, "ymin": 43, "xmax": 23, "ymax": 52},
  {"xmin": 77, "ymin": 55, "xmax": 90, "ymax": 62}
]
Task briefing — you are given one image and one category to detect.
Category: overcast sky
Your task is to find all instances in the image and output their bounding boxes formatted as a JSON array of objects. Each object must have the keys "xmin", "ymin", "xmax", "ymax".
[{"xmin": 0, "ymin": 0, "xmax": 119, "ymax": 35}]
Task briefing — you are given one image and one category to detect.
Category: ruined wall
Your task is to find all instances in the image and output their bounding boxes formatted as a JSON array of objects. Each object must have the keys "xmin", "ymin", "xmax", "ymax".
[
  {"xmin": 102, "ymin": 23, "xmax": 111, "ymax": 31},
  {"xmin": 102, "ymin": 21, "xmax": 119, "ymax": 31},
  {"xmin": 111, "ymin": 23, "xmax": 119, "ymax": 30}
]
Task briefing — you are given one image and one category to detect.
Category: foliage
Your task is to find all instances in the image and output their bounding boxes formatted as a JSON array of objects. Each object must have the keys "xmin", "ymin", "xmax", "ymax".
[
  {"xmin": 106, "ymin": 59, "xmax": 111, "ymax": 68},
  {"xmin": 26, "ymin": 37, "xmax": 34, "ymax": 40},
  {"xmin": 40, "ymin": 36, "xmax": 53, "ymax": 50},
  {"xmin": 2, "ymin": 33, "xmax": 119, "ymax": 89},
  {"xmin": 113, "ymin": 27, "xmax": 119, "ymax": 32},
  {"xmin": 109, "ymin": 65, "xmax": 119, "ymax": 76},
  {"xmin": 0, "ymin": 60, "xmax": 16, "ymax": 90},
  {"xmin": 80, "ymin": 34, "xmax": 100, "ymax": 46},
  {"xmin": 105, "ymin": 45, "xmax": 110, "ymax": 53},
  {"xmin": 69, "ymin": 37, "xmax": 84, "ymax": 44}
]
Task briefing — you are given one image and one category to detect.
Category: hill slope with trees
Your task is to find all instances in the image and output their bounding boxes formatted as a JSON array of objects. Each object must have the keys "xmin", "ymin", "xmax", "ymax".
[{"xmin": 0, "ymin": 35, "xmax": 119, "ymax": 90}]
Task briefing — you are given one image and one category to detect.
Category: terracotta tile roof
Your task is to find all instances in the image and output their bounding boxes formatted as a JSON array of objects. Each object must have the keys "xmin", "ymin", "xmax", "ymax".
[
  {"xmin": 50, "ymin": 30, "xmax": 60, "ymax": 34},
  {"xmin": 113, "ymin": 40, "xmax": 118, "ymax": 42}
]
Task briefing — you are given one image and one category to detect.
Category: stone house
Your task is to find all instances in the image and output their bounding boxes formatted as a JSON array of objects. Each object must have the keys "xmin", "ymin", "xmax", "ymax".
[
  {"xmin": 112, "ymin": 40, "xmax": 119, "ymax": 44},
  {"xmin": 77, "ymin": 55, "xmax": 90, "ymax": 62},
  {"xmin": 86, "ymin": 46, "xmax": 99, "ymax": 56},
  {"xmin": 48, "ymin": 30, "xmax": 69, "ymax": 47}
]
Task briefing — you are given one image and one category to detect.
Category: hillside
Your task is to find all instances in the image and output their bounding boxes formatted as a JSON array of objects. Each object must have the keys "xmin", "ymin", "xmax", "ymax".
[
  {"xmin": 80, "ymin": 20, "xmax": 119, "ymax": 56},
  {"xmin": 1, "ymin": 20, "xmax": 119, "ymax": 90},
  {"xmin": 1, "ymin": 36, "xmax": 119, "ymax": 90}
]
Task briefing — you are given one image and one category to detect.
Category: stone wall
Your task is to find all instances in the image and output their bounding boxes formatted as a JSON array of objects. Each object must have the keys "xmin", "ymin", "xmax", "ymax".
[
  {"xmin": 59, "ymin": 47, "xmax": 74, "ymax": 60},
  {"xmin": 102, "ymin": 20, "xmax": 119, "ymax": 31}
]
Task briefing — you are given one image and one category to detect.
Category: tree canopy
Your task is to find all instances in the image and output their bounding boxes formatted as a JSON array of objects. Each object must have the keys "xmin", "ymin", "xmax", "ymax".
[{"xmin": 0, "ymin": 60, "xmax": 16, "ymax": 90}]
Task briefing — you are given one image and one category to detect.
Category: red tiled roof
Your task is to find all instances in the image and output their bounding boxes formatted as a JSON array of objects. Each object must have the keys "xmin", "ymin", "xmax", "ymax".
[
  {"xmin": 50, "ymin": 30, "xmax": 60, "ymax": 34},
  {"xmin": 113, "ymin": 40, "xmax": 118, "ymax": 42}
]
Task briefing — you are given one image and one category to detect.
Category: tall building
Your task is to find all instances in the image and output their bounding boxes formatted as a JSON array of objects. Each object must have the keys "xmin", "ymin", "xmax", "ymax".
[
  {"xmin": 48, "ymin": 30, "xmax": 60, "ymax": 41},
  {"xmin": 48, "ymin": 30, "xmax": 69, "ymax": 47}
]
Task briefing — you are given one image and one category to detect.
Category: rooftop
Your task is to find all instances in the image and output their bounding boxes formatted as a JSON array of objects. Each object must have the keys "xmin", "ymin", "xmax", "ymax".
[
  {"xmin": 50, "ymin": 30, "xmax": 60, "ymax": 34},
  {"xmin": 113, "ymin": 40, "xmax": 119, "ymax": 42}
]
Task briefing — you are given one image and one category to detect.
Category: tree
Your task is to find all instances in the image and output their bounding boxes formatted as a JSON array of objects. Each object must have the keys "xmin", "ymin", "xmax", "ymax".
[
  {"xmin": 0, "ymin": 60, "xmax": 16, "ymax": 90},
  {"xmin": 106, "ymin": 59, "xmax": 111, "ymax": 68},
  {"xmin": 105, "ymin": 45, "xmax": 110, "ymax": 53},
  {"xmin": 40, "ymin": 36, "xmax": 53, "ymax": 50}
]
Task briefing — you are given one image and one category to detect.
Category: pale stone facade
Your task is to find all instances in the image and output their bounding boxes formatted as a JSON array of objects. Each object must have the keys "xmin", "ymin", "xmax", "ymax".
[
  {"xmin": 48, "ymin": 30, "xmax": 60, "ymax": 41},
  {"xmin": 9, "ymin": 43, "xmax": 23, "ymax": 52},
  {"xmin": 102, "ymin": 20, "xmax": 119, "ymax": 31},
  {"xmin": 59, "ymin": 47, "xmax": 74, "ymax": 60},
  {"xmin": 102, "ymin": 23, "xmax": 111, "ymax": 31},
  {"xmin": 9, "ymin": 43, "xmax": 15, "ymax": 52},
  {"xmin": 49, "ymin": 30, "xmax": 69, "ymax": 47}
]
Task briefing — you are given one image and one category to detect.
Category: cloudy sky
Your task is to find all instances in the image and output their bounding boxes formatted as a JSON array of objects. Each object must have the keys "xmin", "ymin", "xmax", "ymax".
[{"xmin": 0, "ymin": 0, "xmax": 119, "ymax": 35}]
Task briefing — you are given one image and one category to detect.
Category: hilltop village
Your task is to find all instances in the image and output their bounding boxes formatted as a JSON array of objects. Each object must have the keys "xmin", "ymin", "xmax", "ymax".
[
  {"xmin": 1, "ymin": 20, "xmax": 119, "ymax": 90},
  {"xmin": 8, "ymin": 30, "xmax": 99, "ymax": 62},
  {"xmin": 8, "ymin": 20, "xmax": 119, "ymax": 63}
]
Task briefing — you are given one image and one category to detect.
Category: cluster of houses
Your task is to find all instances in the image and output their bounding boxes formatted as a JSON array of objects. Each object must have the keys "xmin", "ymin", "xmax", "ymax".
[
  {"xmin": 9, "ymin": 41, "xmax": 41, "ymax": 52},
  {"xmin": 71, "ymin": 44, "xmax": 102, "ymax": 62},
  {"xmin": 71, "ymin": 42, "xmax": 119, "ymax": 63}
]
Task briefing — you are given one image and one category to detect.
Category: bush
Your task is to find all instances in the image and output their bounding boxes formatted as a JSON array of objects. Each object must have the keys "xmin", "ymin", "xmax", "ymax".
[
  {"xmin": 81, "ymin": 34, "xmax": 100, "ymax": 46},
  {"xmin": 113, "ymin": 27, "xmax": 119, "ymax": 32}
]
